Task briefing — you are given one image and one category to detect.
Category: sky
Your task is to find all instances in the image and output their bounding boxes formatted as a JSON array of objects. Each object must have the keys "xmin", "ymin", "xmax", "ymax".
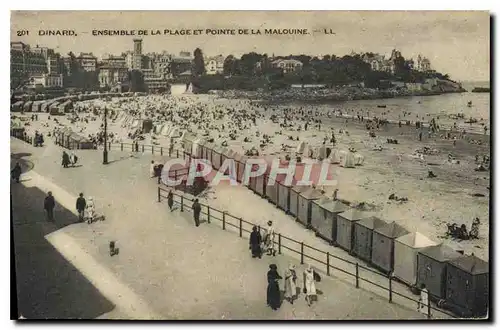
[{"xmin": 10, "ymin": 11, "xmax": 490, "ymax": 82}]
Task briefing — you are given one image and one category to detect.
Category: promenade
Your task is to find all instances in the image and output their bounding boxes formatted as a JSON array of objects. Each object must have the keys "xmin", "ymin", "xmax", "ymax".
[{"xmin": 11, "ymin": 137, "xmax": 427, "ymax": 319}]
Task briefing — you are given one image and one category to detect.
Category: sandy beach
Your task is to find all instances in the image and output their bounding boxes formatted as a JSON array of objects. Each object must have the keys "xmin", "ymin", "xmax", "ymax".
[{"xmin": 13, "ymin": 93, "xmax": 490, "ymax": 260}]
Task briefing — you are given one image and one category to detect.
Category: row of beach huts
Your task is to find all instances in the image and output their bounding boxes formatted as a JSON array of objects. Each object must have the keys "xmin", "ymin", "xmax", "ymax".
[
  {"xmin": 181, "ymin": 138, "xmax": 489, "ymax": 318},
  {"xmin": 11, "ymin": 92, "xmax": 147, "ymax": 114}
]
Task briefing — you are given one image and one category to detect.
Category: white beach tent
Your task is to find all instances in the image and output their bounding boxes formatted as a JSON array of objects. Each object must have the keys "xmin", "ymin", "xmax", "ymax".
[
  {"xmin": 169, "ymin": 127, "xmax": 182, "ymax": 138},
  {"xmin": 339, "ymin": 150, "xmax": 355, "ymax": 168},
  {"xmin": 160, "ymin": 124, "xmax": 171, "ymax": 136},
  {"xmin": 317, "ymin": 145, "xmax": 327, "ymax": 161},
  {"xmin": 328, "ymin": 149, "xmax": 341, "ymax": 164},
  {"xmin": 354, "ymin": 153, "xmax": 365, "ymax": 166},
  {"xmin": 393, "ymin": 232, "xmax": 437, "ymax": 286},
  {"xmin": 131, "ymin": 120, "xmax": 140, "ymax": 129},
  {"xmin": 296, "ymin": 141, "xmax": 306, "ymax": 154},
  {"xmin": 303, "ymin": 144, "xmax": 314, "ymax": 158},
  {"xmin": 192, "ymin": 138, "xmax": 205, "ymax": 158}
]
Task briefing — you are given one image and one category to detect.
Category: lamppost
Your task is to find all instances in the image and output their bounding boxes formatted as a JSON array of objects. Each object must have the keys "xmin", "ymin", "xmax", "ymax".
[{"xmin": 103, "ymin": 107, "xmax": 108, "ymax": 164}]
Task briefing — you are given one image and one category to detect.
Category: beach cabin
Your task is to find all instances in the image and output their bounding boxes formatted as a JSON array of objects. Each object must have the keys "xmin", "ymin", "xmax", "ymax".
[
  {"xmin": 317, "ymin": 145, "xmax": 327, "ymax": 161},
  {"xmin": 297, "ymin": 188, "xmax": 324, "ymax": 227},
  {"xmin": 311, "ymin": 198, "xmax": 349, "ymax": 243},
  {"xmin": 31, "ymin": 101, "xmax": 42, "ymax": 112},
  {"xmin": 255, "ymin": 160, "xmax": 272, "ymax": 198},
  {"xmin": 445, "ymin": 255, "xmax": 489, "ymax": 317},
  {"xmin": 203, "ymin": 142, "xmax": 215, "ymax": 165},
  {"xmin": 328, "ymin": 149, "xmax": 341, "ymax": 164},
  {"xmin": 371, "ymin": 221, "xmax": 410, "ymax": 273},
  {"xmin": 336, "ymin": 209, "xmax": 366, "ymax": 253},
  {"xmin": 246, "ymin": 156, "xmax": 262, "ymax": 193},
  {"xmin": 289, "ymin": 185, "xmax": 309, "ymax": 218},
  {"xmin": 211, "ymin": 145, "xmax": 224, "ymax": 170},
  {"xmin": 142, "ymin": 119, "xmax": 153, "ymax": 133},
  {"xmin": 192, "ymin": 138, "xmax": 205, "ymax": 159},
  {"xmin": 182, "ymin": 132, "xmax": 197, "ymax": 155},
  {"xmin": 416, "ymin": 244, "xmax": 462, "ymax": 301},
  {"xmin": 222, "ymin": 149, "xmax": 238, "ymax": 179},
  {"xmin": 23, "ymin": 101, "xmax": 33, "ymax": 112},
  {"xmin": 49, "ymin": 102, "xmax": 61, "ymax": 115},
  {"xmin": 234, "ymin": 154, "xmax": 247, "ymax": 183},
  {"xmin": 12, "ymin": 101, "xmax": 24, "ymax": 112},
  {"xmin": 352, "ymin": 216, "xmax": 388, "ymax": 263},
  {"xmin": 340, "ymin": 150, "xmax": 356, "ymax": 168},
  {"xmin": 296, "ymin": 141, "xmax": 306, "ymax": 154},
  {"xmin": 393, "ymin": 232, "xmax": 437, "ymax": 286},
  {"xmin": 218, "ymin": 147, "xmax": 230, "ymax": 168}
]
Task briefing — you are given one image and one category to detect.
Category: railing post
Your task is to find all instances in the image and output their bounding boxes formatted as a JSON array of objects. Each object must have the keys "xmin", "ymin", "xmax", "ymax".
[
  {"xmin": 176, "ymin": 150, "xmax": 179, "ymax": 158},
  {"xmin": 169, "ymin": 148, "xmax": 172, "ymax": 157},
  {"xmin": 161, "ymin": 147, "xmax": 163, "ymax": 156},
  {"xmin": 278, "ymin": 233, "xmax": 282, "ymax": 255},
  {"xmin": 222, "ymin": 211, "xmax": 226, "ymax": 230},
  {"xmin": 300, "ymin": 242, "xmax": 304, "ymax": 264},
  {"xmin": 207, "ymin": 206, "xmax": 211, "ymax": 224},
  {"xmin": 427, "ymin": 299, "xmax": 431, "ymax": 319},
  {"xmin": 355, "ymin": 263, "xmax": 359, "ymax": 288},
  {"xmin": 389, "ymin": 275, "xmax": 393, "ymax": 303},
  {"xmin": 121, "ymin": 143, "xmax": 123, "ymax": 151},
  {"xmin": 327, "ymin": 252, "xmax": 330, "ymax": 276},
  {"xmin": 239, "ymin": 218, "xmax": 242, "ymax": 237},
  {"xmin": 157, "ymin": 187, "xmax": 161, "ymax": 202},
  {"xmin": 142, "ymin": 144, "xmax": 144, "ymax": 153},
  {"xmin": 180, "ymin": 196, "xmax": 184, "ymax": 212},
  {"xmin": 152, "ymin": 146, "xmax": 154, "ymax": 154}
]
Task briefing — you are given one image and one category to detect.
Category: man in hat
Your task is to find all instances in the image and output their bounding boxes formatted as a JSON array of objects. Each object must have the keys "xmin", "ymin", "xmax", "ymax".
[
  {"xmin": 267, "ymin": 264, "xmax": 282, "ymax": 310},
  {"xmin": 44, "ymin": 191, "xmax": 55, "ymax": 222},
  {"xmin": 192, "ymin": 198, "xmax": 201, "ymax": 227},
  {"xmin": 265, "ymin": 221, "xmax": 276, "ymax": 256},
  {"xmin": 76, "ymin": 193, "xmax": 87, "ymax": 222}
]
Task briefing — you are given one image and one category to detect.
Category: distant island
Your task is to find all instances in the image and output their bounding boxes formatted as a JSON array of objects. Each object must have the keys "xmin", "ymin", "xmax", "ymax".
[{"xmin": 471, "ymin": 87, "xmax": 490, "ymax": 93}]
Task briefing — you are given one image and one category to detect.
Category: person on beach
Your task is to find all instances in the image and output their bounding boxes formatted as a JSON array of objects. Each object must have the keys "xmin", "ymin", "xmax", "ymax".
[
  {"xmin": 192, "ymin": 198, "xmax": 201, "ymax": 227},
  {"xmin": 61, "ymin": 151, "xmax": 70, "ymax": 168},
  {"xmin": 417, "ymin": 284, "xmax": 429, "ymax": 314},
  {"xmin": 303, "ymin": 264, "xmax": 318, "ymax": 306},
  {"xmin": 44, "ymin": 191, "xmax": 55, "ymax": 222},
  {"xmin": 69, "ymin": 152, "xmax": 78, "ymax": 167},
  {"xmin": 267, "ymin": 264, "xmax": 282, "ymax": 310},
  {"xmin": 284, "ymin": 263, "xmax": 298, "ymax": 304},
  {"xmin": 76, "ymin": 193, "xmax": 87, "ymax": 222},
  {"xmin": 150, "ymin": 160, "xmax": 156, "ymax": 178},
  {"xmin": 264, "ymin": 221, "xmax": 276, "ymax": 256},
  {"xmin": 249, "ymin": 225, "xmax": 262, "ymax": 258},
  {"xmin": 11, "ymin": 162, "xmax": 22, "ymax": 183},
  {"xmin": 167, "ymin": 190, "xmax": 174, "ymax": 211}
]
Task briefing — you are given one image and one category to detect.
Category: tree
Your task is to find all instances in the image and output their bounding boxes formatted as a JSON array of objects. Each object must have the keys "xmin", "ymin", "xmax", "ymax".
[
  {"xmin": 193, "ymin": 48, "xmax": 205, "ymax": 76},
  {"xmin": 223, "ymin": 55, "xmax": 236, "ymax": 76},
  {"xmin": 240, "ymin": 52, "xmax": 264, "ymax": 76},
  {"xmin": 127, "ymin": 70, "xmax": 146, "ymax": 92}
]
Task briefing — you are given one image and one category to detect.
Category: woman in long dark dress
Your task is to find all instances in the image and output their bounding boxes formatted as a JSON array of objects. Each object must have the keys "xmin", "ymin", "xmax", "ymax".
[
  {"xmin": 249, "ymin": 226, "xmax": 262, "ymax": 258},
  {"xmin": 267, "ymin": 264, "xmax": 282, "ymax": 310}
]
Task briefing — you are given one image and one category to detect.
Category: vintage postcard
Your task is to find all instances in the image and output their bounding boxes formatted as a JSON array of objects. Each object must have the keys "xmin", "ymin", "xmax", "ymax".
[{"xmin": 10, "ymin": 11, "xmax": 490, "ymax": 320}]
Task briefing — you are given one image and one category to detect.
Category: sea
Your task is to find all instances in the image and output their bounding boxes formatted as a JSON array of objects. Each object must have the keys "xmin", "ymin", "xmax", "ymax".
[{"xmin": 287, "ymin": 81, "xmax": 491, "ymax": 135}]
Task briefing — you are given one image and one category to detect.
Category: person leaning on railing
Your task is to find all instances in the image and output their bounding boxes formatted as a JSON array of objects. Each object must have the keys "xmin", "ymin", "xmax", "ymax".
[{"xmin": 192, "ymin": 199, "xmax": 201, "ymax": 227}]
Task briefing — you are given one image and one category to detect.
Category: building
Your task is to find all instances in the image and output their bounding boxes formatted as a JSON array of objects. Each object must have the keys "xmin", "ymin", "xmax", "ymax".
[
  {"xmin": 271, "ymin": 59, "xmax": 303, "ymax": 74},
  {"xmin": 77, "ymin": 52, "xmax": 98, "ymax": 72},
  {"xmin": 151, "ymin": 52, "xmax": 173, "ymax": 79},
  {"xmin": 30, "ymin": 73, "xmax": 64, "ymax": 88},
  {"xmin": 170, "ymin": 57, "xmax": 192, "ymax": 77},
  {"xmin": 416, "ymin": 54, "xmax": 432, "ymax": 72},
  {"xmin": 10, "ymin": 42, "xmax": 48, "ymax": 82},
  {"xmin": 205, "ymin": 55, "xmax": 225, "ymax": 75},
  {"xmin": 98, "ymin": 55, "xmax": 128, "ymax": 88},
  {"xmin": 132, "ymin": 39, "xmax": 143, "ymax": 70}
]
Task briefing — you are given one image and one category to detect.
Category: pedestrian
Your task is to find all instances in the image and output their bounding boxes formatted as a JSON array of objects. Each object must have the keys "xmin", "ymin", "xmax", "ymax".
[
  {"xmin": 284, "ymin": 263, "xmax": 298, "ymax": 304},
  {"xmin": 417, "ymin": 283, "xmax": 429, "ymax": 315},
  {"xmin": 264, "ymin": 221, "xmax": 276, "ymax": 256},
  {"xmin": 11, "ymin": 162, "xmax": 22, "ymax": 183},
  {"xmin": 70, "ymin": 152, "xmax": 78, "ymax": 167},
  {"xmin": 86, "ymin": 197, "xmax": 96, "ymax": 224},
  {"xmin": 303, "ymin": 264, "xmax": 318, "ymax": 306},
  {"xmin": 76, "ymin": 193, "xmax": 86, "ymax": 222},
  {"xmin": 44, "ymin": 191, "xmax": 55, "ymax": 222},
  {"xmin": 167, "ymin": 190, "xmax": 174, "ymax": 211},
  {"xmin": 249, "ymin": 225, "xmax": 262, "ymax": 258},
  {"xmin": 150, "ymin": 160, "xmax": 156, "ymax": 178},
  {"xmin": 61, "ymin": 151, "xmax": 70, "ymax": 168},
  {"xmin": 192, "ymin": 198, "xmax": 201, "ymax": 227},
  {"xmin": 267, "ymin": 264, "xmax": 282, "ymax": 310}
]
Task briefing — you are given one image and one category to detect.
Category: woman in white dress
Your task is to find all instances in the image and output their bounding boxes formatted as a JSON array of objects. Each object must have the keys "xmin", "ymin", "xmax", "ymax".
[
  {"xmin": 284, "ymin": 264, "xmax": 298, "ymax": 304},
  {"xmin": 303, "ymin": 264, "xmax": 317, "ymax": 306},
  {"xmin": 86, "ymin": 197, "xmax": 96, "ymax": 224},
  {"xmin": 417, "ymin": 284, "xmax": 429, "ymax": 315}
]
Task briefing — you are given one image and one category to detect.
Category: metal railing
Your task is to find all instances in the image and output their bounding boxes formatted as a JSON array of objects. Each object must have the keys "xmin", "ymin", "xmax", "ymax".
[{"xmin": 157, "ymin": 186, "xmax": 459, "ymax": 319}]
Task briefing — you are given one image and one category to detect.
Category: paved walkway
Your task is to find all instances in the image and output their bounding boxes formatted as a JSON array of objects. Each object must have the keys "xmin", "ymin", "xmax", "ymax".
[{"xmin": 11, "ymin": 137, "xmax": 429, "ymax": 319}]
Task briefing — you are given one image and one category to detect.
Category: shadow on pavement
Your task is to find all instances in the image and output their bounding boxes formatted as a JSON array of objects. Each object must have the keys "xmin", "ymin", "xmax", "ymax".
[
  {"xmin": 10, "ymin": 152, "xmax": 34, "ymax": 174},
  {"xmin": 11, "ymin": 183, "xmax": 115, "ymax": 319}
]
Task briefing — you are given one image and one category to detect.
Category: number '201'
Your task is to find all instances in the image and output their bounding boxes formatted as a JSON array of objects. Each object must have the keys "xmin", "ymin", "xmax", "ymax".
[{"xmin": 17, "ymin": 30, "xmax": 29, "ymax": 36}]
